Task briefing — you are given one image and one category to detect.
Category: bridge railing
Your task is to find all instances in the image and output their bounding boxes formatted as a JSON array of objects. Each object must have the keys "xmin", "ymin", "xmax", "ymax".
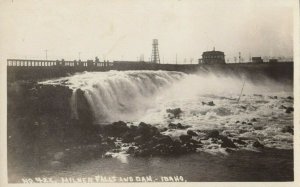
[{"xmin": 7, "ymin": 59, "xmax": 114, "ymax": 68}]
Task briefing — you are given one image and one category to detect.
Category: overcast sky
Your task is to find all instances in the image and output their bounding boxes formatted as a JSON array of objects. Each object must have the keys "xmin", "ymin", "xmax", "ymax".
[{"xmin": 0, "ymin": 0, "xmax": 295, "ymax": 63}]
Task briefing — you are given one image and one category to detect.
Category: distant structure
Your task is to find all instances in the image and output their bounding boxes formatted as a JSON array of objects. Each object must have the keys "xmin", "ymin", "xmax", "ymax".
[
  {"xmin": 269, "ymin": 59, "xmax": 278, "ymax": 63},
  {"xmin": 7, "ymin": 57, "xmax": 113, "ymax": 68},
  {"xmin": 198, "ymin": 47, "xmax": 226, "ymax": 64},
  {"xmin": 252, "ymin": 57, "xmax": 263, "ymax": 63},
  {"xmin": 151, "ymin": 39, "xmax": 160, "ymax": 64}
]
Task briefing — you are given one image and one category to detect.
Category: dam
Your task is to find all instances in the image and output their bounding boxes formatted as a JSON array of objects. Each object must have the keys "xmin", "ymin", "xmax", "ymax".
[{"xmin": 6, "ymin": 58, "xmax": 294, "ymax": 82}]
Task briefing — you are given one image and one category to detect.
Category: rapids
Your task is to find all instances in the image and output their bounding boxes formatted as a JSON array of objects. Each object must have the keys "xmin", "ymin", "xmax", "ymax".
[{"xmin": 40, "ymin": 70, "xmax": 293, "ymax": 150}]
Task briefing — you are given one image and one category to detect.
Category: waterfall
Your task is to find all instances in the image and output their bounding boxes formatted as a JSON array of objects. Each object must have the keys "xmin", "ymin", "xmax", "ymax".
[
  {"xmin": 41, "ymin": 70, "xmax": 186, "ymax": 123},
  {"xmin": 40, "ymin": 69, "xmax": 291, "ymax": 124}
]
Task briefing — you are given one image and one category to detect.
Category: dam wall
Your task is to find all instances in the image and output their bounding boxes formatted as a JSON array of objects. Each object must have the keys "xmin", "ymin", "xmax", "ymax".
[{"xmin": 6, "ymin": 60, "xmax": 293, "ymax": 82}]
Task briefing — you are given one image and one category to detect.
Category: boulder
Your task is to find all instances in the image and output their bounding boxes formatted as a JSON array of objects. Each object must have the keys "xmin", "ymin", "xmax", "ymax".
[
  {"xmin": 103, "ymin": 121, "xmax": 129, "ymax": 137},
  {"xmin": 219, "ymin": 135, "xmax": 237, "ymax": 148},
  {"xmin": 269, "ymin": 96, "xmax": 278, "ymax": 99},
  {"xmin": 281, "ymin": 126, "xmax": 293, "ymax": 134},
  {"xmin": 187, "ymin": 130, "xmax": 198, "ymax": 136},
  {"xmin": 138, "ymin": 122, "xmax": 159, "ymax": 138},
  {"xmin": 179, "ymin": 135, "xmax": 192, "ymax": 143},
  {"xmin": 103, "ymin": 152, "xmax": 113, "ymax": 158},
  {"xmin": 133, "ymin": 135, "xmax": 146, "ymax": 145},
  {"xmin": 253, "ymin": 141, "xmax": 264, "ymax": 148},
  {"xmin": 134, "ymin": 148, "xmax": 152, "ymax": 157},
  {"xmin": 122, "ymin": 131, "xmax": 134, "ymax": 143},
  {"xmin": 233, "ymin": 139, "xmax": 246, "ymax": 145},
  {"xmin": 279, "ymin": 105, "xmax": 287, "ymax": 109},
  {"xmin": 183, "ymin": 143, "xmax": 197, "ymax": 152},
  {"xmin": 240, "ymin": 106, "xmax": 247, "ymax": 110},
  {"xmin": 166, "ymin": 108, "xmax": 182, "ymax": 118},
  {"xmin": 157, "ymin": 135, "xmax": 173, "ymax": 145},
  {"xmin": 207, "ymin": 101, "xmax": 215, "ymax": 106},
  {"xmin": 202, "ymin": 101, "xmax": 215, "ymax": 106},
  {"xmin": 168, "ymin": 123, "xmax": 189, "ymax": 129},
  {"xmin": 206, "ymin": 130, "xmax": 219, "ymax": 138},
  {"xmin": 126, "ymin": 146, "xmax": 135, "ymax": 154},
  {"xmin": 285, "ymin": 107, "xmax": 294, "ymax": 113},
  {"xmin": 251, "ymin": 118, "xmax": 257, "ymax": 122},
  {"xmin": 253, "ymin": 126, "xmax": 263, "ymax": 130},
  {"xmin": 225, "ymin": 148, "xmax": 236, "ymax": 153}
]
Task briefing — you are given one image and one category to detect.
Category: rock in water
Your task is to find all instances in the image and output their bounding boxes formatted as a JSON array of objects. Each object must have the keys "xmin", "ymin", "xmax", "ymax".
[
  {"xmin": 138, "ymin": 122, "xmax": 160, "ymax": 138},
  {"xmin": 202, "ymin": 101, "xmax": 215, "ymax": 106},
  {"xmin": 157, "ymin": 135, "xmax": 173, "ymax": 145},
  {"xmin": 126, "ymin": 146, "xmax": 135, "ymax": 154},
  {"xmin": 206, "ymin": 130, "xmax": 219, "ymax": 138},
  {"xmin": 281, "ymin": 126, "xmax": 293, "ymax": 134},
  {"xmin": 279, "ymin": 105, "xmax": 287, "ymax": 109},
  {"xmin": 122, "ymin": 131, "xmax": 134, "ymax": 143},
  {"xmin": 253, "ymin": 125, "xmax": 263, "ymax": 130},
  {"xmin": 179, "ymin": 135, "xmax": 192, "ymax": 143},
  {"xmin": 168, "ymin": 123, "xmax": 189, "ymax": 129},
  {"xmin": 166, "ymin": 108, "xmax": 182, "ymax": 118},
  {"xmin": 208, "ymin": 101, "xmax": 215, "ymax": 106},
  {"xmin": 187, "ymin": 130, "xmax": 198, "ymax": 136},
  {"xmin": 104, "ymin": 152, "xmax": 113, "ymax": 158},
  {"xmin": 285, "ymin": 107, "xmax": 294, "ymax": 113},
  {"xmin": 233, "ymin": 139, "xmax": 246, "ymax": 145},
  {"xmin": 134, "ymin": 135, "xmax": 145, "ymax": 145},
  {"xmin": 251, "ymin": 118, "xmax": 257, "ymax": 122},
  {"xmin": 219, "ymin": 135, "xmax": 237, "ymax": 148},
  {"xmin": 253, "ymin": 141, "xmax": 264, "ymax": 148},
  {"xmin": 103, "ymin": 121, "xmax": 129, "ymax": 137}
]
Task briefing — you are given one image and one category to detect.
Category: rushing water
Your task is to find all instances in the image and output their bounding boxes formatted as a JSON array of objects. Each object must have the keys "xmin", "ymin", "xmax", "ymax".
[
  {"xmin": 41, "ymin": 70, "xmax": 293, "ymax": 150},
  {"xmin": 42, "ymin": 71, "xmax": 185, "ymax": 122},
  {"xmin": 39, "ymin": 70, "xmax": 293, "ymax": 181}
]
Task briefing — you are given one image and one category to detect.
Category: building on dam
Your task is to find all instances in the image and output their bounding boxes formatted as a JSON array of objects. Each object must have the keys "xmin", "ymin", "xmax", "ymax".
[
  {"xmin": 251, "ymin": 57, "xmax": 264, "ymax": 63},
  {"xmin": 198, "ymin": 48, "xmax": 226, "ymax": 64}
]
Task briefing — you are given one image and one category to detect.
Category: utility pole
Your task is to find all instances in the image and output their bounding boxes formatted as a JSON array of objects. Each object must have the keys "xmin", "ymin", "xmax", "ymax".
[
  {"xmin": 45, "ymin": 50, "xmax": 48, "ymax": 60},
  {"xmin": 176, "ymin": 53, "xmax": 178, "ymax": 64},
  {"xmin": 78, "ymin": 52, "xmax": 81, "ymax": 60}
]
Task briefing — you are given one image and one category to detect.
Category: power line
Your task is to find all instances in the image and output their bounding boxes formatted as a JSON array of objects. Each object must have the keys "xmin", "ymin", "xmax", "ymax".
[{"xmin": 44, "ymin": 50, "xmax": 48, "ymax": 60}]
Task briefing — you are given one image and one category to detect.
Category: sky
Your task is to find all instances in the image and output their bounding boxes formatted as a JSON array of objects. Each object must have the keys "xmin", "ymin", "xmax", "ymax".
[{"xmin": 0, "ymin": 0, "xmax": 295, "ymax": 63}]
